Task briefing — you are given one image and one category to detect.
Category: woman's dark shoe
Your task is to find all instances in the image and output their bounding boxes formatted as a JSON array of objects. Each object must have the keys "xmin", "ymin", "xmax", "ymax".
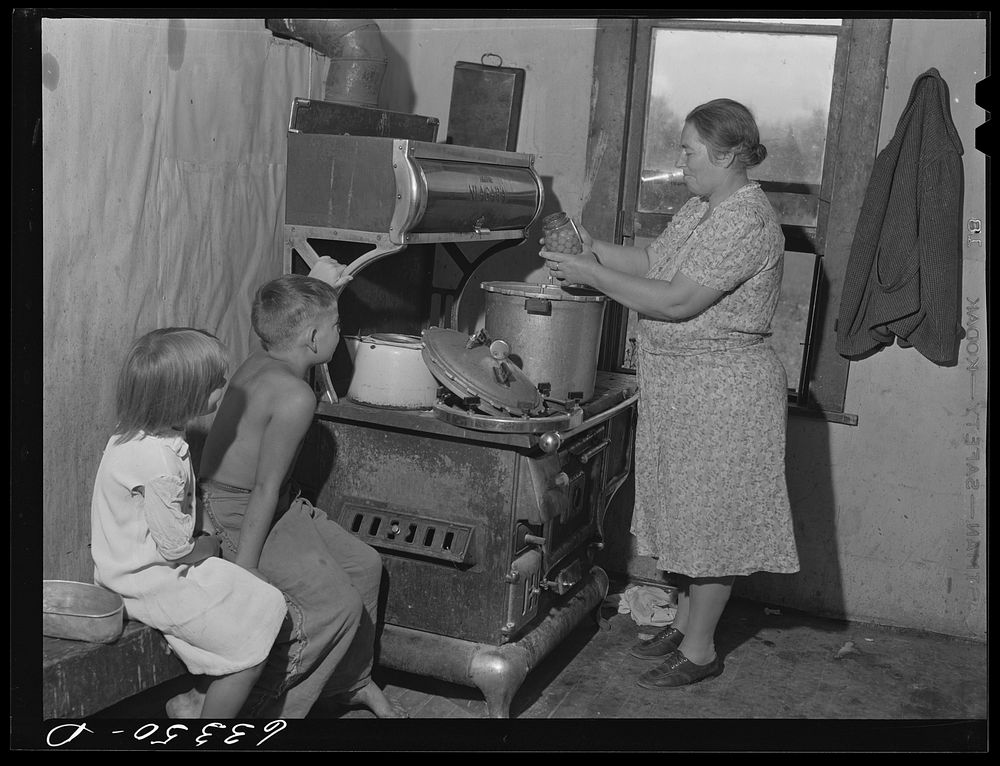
[
  {"xmin": 628, "ymin": 626, "xmax": 685, "ymax": 660},
  {"xmin": 636, "ymin": 649, "xmax": 724, "ymax": 689}
]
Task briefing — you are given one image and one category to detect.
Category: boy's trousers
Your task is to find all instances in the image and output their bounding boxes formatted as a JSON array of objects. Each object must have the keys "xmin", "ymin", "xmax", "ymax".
[{"xmin": 201, "ymin": 481, "xmax": 383, "ymax": 718}]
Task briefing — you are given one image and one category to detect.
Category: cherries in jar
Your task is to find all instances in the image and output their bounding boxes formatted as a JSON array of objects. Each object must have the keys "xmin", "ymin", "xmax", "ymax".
[{"xmin": 542, "ymin": 212, "xmax": 583, "ymax": 255}]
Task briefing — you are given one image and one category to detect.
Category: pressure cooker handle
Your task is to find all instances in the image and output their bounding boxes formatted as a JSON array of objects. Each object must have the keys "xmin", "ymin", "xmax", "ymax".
[{"xmin": 524, "ymin": 297, "xmax": 552, "ymax": 316}]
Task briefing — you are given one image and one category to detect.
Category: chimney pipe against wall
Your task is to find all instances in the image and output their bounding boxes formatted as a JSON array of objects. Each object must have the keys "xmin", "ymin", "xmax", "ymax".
[{"xmin": 266, "ymin": 18, "xmax": 388, "ymax": 107}]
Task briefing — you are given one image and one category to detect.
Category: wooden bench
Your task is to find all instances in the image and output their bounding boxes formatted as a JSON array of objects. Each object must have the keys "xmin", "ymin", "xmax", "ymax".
[{"xmin": 43, "ymin": 620, "xmax": 186, "ymax": 719}]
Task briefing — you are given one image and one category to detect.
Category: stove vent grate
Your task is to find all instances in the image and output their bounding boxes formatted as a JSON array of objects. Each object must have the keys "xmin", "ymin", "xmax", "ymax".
[{"xmin": 337, "ymin": 499, "xmax": 477, "ymax": 565}]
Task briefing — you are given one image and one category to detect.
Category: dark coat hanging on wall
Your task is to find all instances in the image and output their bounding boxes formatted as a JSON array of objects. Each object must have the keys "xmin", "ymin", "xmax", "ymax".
[{"xmin": 836, "ymin": 67, "xmax": 965, "ymax": 365}]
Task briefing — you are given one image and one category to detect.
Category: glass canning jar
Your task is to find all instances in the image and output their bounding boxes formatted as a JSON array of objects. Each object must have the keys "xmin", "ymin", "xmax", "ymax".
[{"xmin": 541, "ymin": 212, "xmax": 583, "ymax": 254}]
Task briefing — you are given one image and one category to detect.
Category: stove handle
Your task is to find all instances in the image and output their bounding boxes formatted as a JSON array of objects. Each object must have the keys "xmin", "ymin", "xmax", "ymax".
[
  {"xmin": 597, "ymin": 405, "xmax": 638, "ymax": 544},
  {"xmin": 569, "ymin": 391, "xmax": 638, "ymax": 436},
  {"xmin": 576, "ymin": 439, "xmax": 610, "ymax": 464},
  {"xmin": 538, "ymin": 391, "xmax": 639, "ymax": 453}
]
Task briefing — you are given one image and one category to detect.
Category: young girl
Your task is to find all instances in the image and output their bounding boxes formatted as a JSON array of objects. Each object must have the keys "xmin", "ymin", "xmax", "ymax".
[{"xmin": 90, "ymin": 327, "xmax": 287, "ymax": 718}]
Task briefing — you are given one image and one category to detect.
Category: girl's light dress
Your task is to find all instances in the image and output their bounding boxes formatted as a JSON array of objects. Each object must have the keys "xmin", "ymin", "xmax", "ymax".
[{"xmin": 91, "ymin": 431, "xmax": 286, "ymax": 675}]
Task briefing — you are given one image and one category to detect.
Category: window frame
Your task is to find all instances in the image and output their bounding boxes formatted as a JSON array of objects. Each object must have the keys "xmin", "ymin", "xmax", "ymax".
[{"xmin": 585, "ymin": 17, "xmax": 893, "ymax": 424}]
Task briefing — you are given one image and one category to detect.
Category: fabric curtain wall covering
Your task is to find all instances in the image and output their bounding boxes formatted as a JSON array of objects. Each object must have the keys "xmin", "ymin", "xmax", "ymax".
[
  {"xmin": 42, "ymin": 18, "xmax": 317, "ymax": 580},
  {"xmin": 835, "ymin": 67, "xmax": 965, "ymax": 366}
]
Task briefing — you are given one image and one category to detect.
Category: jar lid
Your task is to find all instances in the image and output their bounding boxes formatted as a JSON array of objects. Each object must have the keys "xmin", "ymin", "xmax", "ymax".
[{"xmin": 420, "ymin": 327, "xmax": 544, "ymax": 416}]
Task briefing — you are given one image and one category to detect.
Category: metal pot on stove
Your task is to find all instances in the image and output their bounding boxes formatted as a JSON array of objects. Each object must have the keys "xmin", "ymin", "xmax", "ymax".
[
  {"xmin": 345, "ymin": 333, "xmax": 440, "ymax": 410},
  {"xmin": 481, "ymin": 281, "xmax": 608, "ymax": 403}
]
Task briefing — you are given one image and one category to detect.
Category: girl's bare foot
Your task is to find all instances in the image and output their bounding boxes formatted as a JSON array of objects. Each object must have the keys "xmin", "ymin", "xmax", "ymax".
[
  {"xmin": 166, "ymin": 688, "xmax": 205, "ymax": 719},
  {"xmin": 337, "ymin": 680, "xmax": 408, "ymax": 718}
]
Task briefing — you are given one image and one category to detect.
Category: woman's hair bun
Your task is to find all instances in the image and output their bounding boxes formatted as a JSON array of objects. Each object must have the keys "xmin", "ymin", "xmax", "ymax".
[{"xmin": 746, "ymin": 142, "xmax": 768, "ymax": 168}]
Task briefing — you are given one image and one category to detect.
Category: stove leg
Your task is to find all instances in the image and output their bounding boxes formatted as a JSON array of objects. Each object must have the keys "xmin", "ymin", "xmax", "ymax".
[
  {"xmin": 374, "ymin": 568, "xmax": 610, "ymax": 718},
  {"xmin": 596, "ymin": 610, "xmax": 612, "ymax": 631},
  {"xmin": 469, "ymin": 645, "xmax": 529, "ymax": 719}
]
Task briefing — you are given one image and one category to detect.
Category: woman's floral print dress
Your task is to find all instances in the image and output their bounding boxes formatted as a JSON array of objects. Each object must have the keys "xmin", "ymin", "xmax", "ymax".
[{"xmin": 630, "ymin": 183, "xmax": 800, "ymax": 577}]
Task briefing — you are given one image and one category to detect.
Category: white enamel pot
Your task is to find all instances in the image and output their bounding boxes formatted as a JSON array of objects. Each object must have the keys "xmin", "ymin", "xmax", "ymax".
[{"xmin": 345, "ymin": 333, "xmax": 440, "ymax": 409}]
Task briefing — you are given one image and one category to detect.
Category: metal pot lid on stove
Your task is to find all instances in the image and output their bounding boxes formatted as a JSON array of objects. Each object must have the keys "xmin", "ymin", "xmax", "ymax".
[{"xmin": 421, "ymin": 327, "xmax": 544, "ymax": 417}]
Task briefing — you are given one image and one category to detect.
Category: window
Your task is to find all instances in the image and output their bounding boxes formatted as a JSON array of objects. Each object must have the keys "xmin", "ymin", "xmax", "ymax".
[{"xmin": 588, "ymin": 18, "xmax": 892, "ymax": 421}]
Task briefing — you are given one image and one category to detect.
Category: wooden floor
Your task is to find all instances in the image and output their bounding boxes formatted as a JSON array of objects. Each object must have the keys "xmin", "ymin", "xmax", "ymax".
[
  {"xmin": 349, "ymin": 596, "xmax": 987, "ymax": 721},
  {"xmin": 95, "ymin": 594, "xmax": 987, "ymax": 751}
]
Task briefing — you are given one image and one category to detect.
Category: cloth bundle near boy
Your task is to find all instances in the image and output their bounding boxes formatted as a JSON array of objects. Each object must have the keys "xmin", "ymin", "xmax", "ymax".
[{"xmin": 91, "ymin": 258, "xmax": 406, "ymax": 718}]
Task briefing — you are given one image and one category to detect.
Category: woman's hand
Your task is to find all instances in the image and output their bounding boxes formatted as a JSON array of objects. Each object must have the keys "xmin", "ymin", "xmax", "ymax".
[{"xmin": 539, "ymin": 247, "xmax": 599, "ymax": 285}]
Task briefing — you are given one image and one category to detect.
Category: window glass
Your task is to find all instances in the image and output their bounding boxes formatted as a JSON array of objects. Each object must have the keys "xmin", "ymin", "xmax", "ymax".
[
  {"xmin": 772, "ymin": 251, "xmax": 819, "ymax": 391},
  {"xmin": 761, "ymin": 192, "xmax": 819, "ymax": 228},
  {"xmin": 638, "ymin": 27, "xmax": 838, "ymax": 227}
]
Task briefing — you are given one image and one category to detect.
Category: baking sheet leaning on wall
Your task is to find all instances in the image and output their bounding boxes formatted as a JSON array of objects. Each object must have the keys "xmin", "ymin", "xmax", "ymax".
[{"xmin": 42, "ymin": 18, "xmax": 319, "ymax": 581}]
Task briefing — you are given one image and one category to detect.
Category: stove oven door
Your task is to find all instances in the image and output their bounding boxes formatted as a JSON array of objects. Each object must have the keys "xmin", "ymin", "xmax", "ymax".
[{"xmin": 503, "ymin": 422, "xmax": 613, "ymax": 639}]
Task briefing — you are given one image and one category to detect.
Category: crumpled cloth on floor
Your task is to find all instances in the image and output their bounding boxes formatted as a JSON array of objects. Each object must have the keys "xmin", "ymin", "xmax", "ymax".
[{"xmin": 616, "ymin": 585, "xmax": 677, "ymax": 627}]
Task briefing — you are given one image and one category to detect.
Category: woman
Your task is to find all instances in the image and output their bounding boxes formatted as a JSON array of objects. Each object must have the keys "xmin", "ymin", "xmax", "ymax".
[{"xmin": 541, "ymin": 99, "xmax": 799, "ymax": 689}]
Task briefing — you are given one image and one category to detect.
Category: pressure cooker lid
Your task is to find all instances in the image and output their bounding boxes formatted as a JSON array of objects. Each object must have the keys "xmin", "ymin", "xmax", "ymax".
[
  {"xmin": 421, "ymin": 327, "xmax": 544, "ymax": 417},
  {"xmin": 480, "ymin": 281, "xmax": 607, "ymax": 302}
]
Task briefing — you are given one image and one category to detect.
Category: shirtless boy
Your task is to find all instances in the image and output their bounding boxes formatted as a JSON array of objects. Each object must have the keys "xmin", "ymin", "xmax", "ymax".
[{"xmin": 190, "ymin": 258, "xmax": 405, "ymax": 719}]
